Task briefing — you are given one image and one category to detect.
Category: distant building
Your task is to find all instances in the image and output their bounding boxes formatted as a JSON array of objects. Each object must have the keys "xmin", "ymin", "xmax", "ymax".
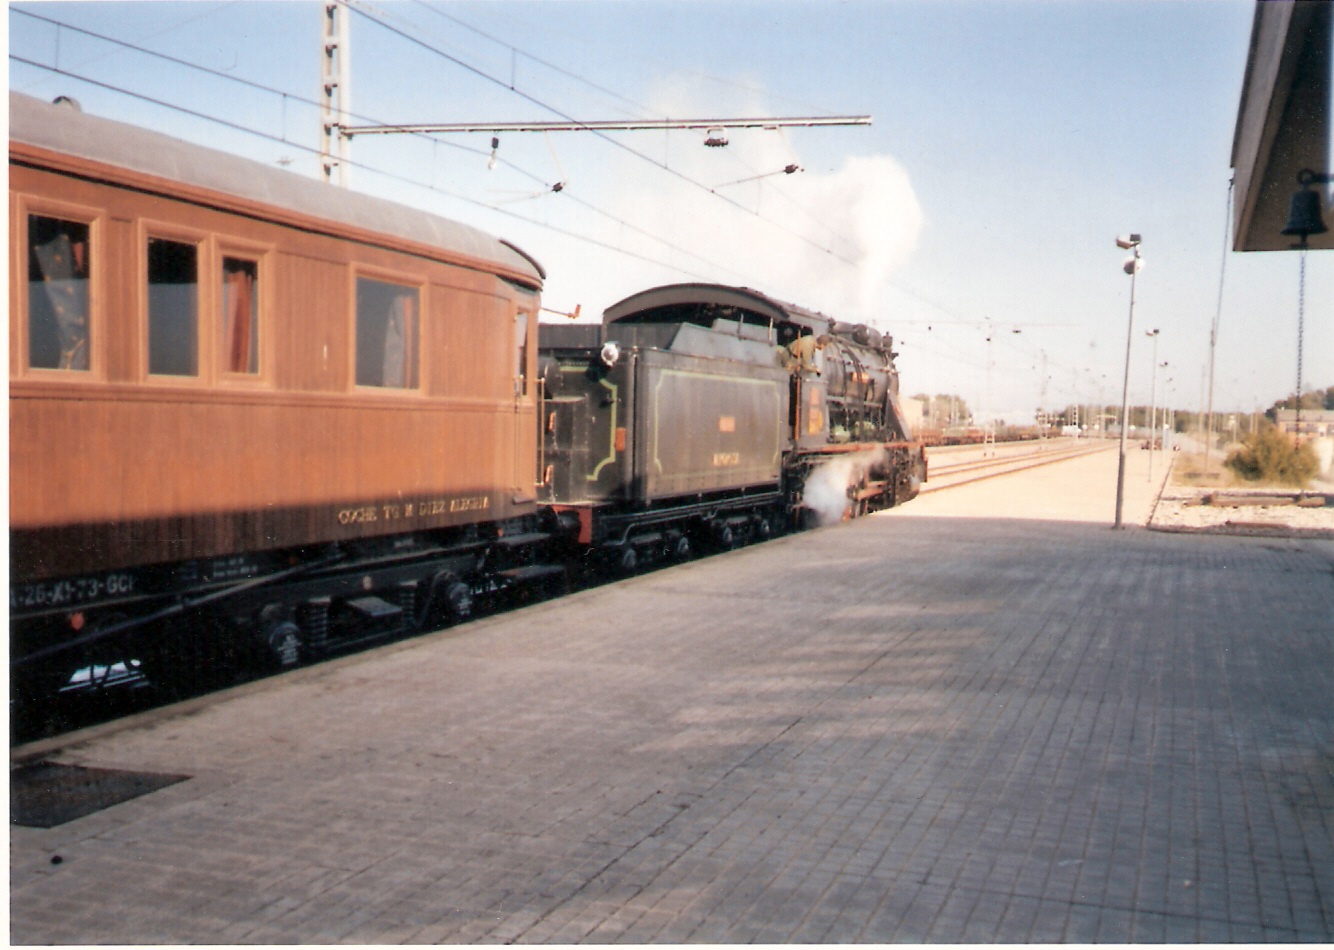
[{"xmin": 1274, "ymin": 409, "xmax": 1334, "ymax": 439}]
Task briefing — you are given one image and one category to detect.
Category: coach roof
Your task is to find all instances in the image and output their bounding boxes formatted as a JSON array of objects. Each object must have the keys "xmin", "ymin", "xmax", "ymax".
[{"xmin": 9, "ymin": 92, "xmax": 543, "ymax": 288}]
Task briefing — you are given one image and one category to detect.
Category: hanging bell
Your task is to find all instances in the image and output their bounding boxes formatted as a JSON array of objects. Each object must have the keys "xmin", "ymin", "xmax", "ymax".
[{"xmin": 1281, "ymin": 187, "xmax": 1328, "ymax": 239}]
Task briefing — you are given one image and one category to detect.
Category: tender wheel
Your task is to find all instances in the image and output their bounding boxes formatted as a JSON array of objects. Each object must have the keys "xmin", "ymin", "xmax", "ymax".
[
  {"xmin": 259, "ymin": 619, "xmax": 303, "ymax": 670},
  {"xmin": 442, "ymin": 580, "xmax": 473, "ymax": 623},
  {"xmin": 420, "ymin": 572, "xmax": 473, "ymax": 630}
]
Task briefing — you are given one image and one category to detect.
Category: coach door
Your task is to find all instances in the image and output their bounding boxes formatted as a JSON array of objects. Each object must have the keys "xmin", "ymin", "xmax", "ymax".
[{"xmin": 513, "ymin": 304, "xmax": 539, "ymax": 499}]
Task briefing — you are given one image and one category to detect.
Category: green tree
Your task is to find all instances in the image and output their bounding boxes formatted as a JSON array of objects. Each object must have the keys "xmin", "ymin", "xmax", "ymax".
[{"xmin": 1225, "ymin": 424, "xmax": 1318, "ymax": 486}]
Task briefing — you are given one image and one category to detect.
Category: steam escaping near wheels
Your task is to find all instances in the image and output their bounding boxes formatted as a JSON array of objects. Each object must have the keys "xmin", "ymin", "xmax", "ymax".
[{"xmin": 800, "ymin": 448, "xmax": 889, "ymax": 526}]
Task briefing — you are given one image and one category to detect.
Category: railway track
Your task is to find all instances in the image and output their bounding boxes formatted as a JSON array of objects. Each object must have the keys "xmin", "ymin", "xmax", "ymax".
[
  {"xmin": 922, "ymin": 439, "xmax": 1113, "ymax": 494},
  {"xmin": 13, "ymin": 439, "xmax": 1108, "ymax": 751}
]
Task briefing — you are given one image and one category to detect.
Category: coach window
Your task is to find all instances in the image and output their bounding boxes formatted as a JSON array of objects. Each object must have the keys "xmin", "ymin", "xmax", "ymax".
[
  {"xmin": 28, "ymin": 214, "xmax": 91, "ymax": 371},
  {"xmin": 222, "ymin": 257, "xmax": 259, "ymax": 374},
  {"xmin": 147, "ymin": 237, "xmax": 199, "ymax": 376},
  {"xmin": 356, "ymin": 277, "xmax": 419, "ymax": 389}
]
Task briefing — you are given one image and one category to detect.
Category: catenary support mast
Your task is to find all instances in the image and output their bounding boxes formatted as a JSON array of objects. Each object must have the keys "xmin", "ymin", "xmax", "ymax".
[{"xmin": 320, "ymin": 2, "xmax": 351, "ymax": 185}]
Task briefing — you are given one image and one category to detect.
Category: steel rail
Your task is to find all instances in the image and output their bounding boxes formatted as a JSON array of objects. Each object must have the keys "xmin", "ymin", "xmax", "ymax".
[
  {"xmin": 921, "ymin": 442, "xmax": 1113, "ymax": 494},
  {"xmin": 928, "ymin": 443, "xmax": 1098, "ymax": 477}
]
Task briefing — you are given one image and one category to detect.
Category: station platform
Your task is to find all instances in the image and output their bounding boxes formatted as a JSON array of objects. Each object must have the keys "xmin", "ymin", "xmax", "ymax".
[{"xmin": 11, "ymin": 447, "xmax": 1334, "ymax": 943}]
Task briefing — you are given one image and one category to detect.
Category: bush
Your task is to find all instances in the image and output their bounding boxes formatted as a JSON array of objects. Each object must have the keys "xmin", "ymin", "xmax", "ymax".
[{"xmin": 1225, "ymin": 426, "xmax": 1319, "ymax": 486}]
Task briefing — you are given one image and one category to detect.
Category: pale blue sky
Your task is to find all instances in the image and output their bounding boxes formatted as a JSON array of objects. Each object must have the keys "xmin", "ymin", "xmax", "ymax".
[{"xmin": 11, "ymin": 0, "xmax": 1331, "ymax": 423}]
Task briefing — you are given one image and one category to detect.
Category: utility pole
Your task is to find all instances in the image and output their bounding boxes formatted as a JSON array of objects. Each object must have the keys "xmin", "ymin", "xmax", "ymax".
[
  {"xmin": 1113, "ymin": 234, "xmax": 1142, "ymax": 530},
  {"xmin": 320, "ymin": 2, "xmax": 350, "ymax": 186}
]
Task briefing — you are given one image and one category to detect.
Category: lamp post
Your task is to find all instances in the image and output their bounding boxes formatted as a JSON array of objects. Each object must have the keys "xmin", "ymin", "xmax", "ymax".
[{"xmin": 1114, "ymin": 234, "xmax": 1142, "ymax": 529}]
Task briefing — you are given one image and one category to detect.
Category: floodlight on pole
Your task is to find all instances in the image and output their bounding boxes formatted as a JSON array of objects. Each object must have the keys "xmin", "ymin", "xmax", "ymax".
[{"xmin": 1113, "ymin": 234, "xmax": 1142, "ymax": 530}]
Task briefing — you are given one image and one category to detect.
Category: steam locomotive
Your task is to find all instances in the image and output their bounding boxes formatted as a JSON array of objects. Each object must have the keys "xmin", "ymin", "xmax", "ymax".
[
  {"xmin": 9, "ymin": 92, "xmax": 924, "ymax": 725},
  {"xmin": 540, "ymin": 283, "xmax": 924, "ymax": 572}
]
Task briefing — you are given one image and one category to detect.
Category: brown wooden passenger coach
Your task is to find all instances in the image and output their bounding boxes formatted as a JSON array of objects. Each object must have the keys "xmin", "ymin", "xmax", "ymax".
[{"xmin": 10, "ymin": 92, "xmax": 547, "ymax": 708}]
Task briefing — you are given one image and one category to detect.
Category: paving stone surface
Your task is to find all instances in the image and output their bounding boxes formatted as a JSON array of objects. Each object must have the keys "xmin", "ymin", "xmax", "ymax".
[{"xmin": 10, "ymin": 450, "xmax": 1334, "ymax": 943}]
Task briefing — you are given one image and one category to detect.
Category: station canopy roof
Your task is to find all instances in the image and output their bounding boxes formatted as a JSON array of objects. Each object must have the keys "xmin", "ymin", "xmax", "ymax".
[{"xmin": 1231, "ymin": 0, "xmax": 1332, "ymax": 252}]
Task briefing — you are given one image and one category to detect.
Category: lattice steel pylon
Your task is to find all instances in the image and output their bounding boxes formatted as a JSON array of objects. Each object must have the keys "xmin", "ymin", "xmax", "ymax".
[{"xmin": 320, "ymin": 2, "xmax": 350, "ymax": 186}]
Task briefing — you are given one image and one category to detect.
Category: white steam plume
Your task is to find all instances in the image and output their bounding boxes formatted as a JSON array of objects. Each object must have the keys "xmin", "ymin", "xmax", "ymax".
[
  {"xmin": 800, "ymin": 448, "xmax": 889, "ymax": 527},
  {"xmin": 540, "ymin": 76, "xmax": 924, "ymax": 325}
]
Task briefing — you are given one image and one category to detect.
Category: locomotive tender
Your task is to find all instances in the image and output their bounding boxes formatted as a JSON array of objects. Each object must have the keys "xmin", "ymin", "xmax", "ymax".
[{"xmin": 9, "ymin": 92, "xmax": 924, "ymax": 720}]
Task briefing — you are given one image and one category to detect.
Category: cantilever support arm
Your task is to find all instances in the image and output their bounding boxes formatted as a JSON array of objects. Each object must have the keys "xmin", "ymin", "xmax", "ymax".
[{"xmin": 336, "ymin": 115, "xmax": 871, "ymax": 137}]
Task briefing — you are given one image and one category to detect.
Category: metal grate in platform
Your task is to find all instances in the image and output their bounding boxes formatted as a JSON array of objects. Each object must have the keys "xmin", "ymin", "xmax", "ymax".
[{"xmin": 10, "ymin": 761, "xmax": 190, "ymax": 828}]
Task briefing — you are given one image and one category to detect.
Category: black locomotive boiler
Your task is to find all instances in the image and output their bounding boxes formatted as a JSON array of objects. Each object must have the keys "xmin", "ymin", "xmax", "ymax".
[{"xmin": 538, "ymin": 283, "xmax": 926, "ymax": 572}]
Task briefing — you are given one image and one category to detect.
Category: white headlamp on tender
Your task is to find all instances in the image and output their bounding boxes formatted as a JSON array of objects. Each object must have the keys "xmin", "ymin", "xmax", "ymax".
[{"xmin": 600, "ymin": 341, "xmax": 621, "ymax": 368}]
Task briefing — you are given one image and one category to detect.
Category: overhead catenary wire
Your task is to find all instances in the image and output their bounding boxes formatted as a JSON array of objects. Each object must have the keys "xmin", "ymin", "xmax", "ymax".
[
  {"xmin": 20, "ymin": 1, "xmax": 240, "ymax": 87},
  {"xmin": 400, "ymin": 0, "xmax": 856, "ymax": 248},
  {"xmin": 339, "ymin": 0, "xmax": 865, "ymax": 267},
  {"xmin": 411, "ymin": 0, "xmax": 719, "ymax": 117},
  {"xmin": 8, "ymin": 14, "xmax": 749, "ymax": 284},
  {"xmin": 9, "ymin": 55, "xmax": 745, "ymax": 286}
]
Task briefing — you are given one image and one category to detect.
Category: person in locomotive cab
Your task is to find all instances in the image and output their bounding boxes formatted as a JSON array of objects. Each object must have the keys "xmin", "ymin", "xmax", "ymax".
[
  {"xmin": 775, "ymin": 324, "xmax": 798, "ymax": 369},
  {"xmin": 786, "ymin": 333, "xmax": 831, "ymax": 374}
]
